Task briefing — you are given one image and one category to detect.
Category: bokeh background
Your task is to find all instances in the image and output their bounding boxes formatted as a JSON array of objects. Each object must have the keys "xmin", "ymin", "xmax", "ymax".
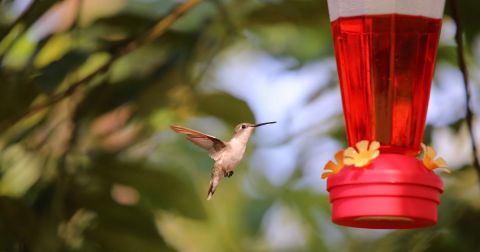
[{"xmin": 0, "ymin": 0, "xmax": 480, "ymax": 251}]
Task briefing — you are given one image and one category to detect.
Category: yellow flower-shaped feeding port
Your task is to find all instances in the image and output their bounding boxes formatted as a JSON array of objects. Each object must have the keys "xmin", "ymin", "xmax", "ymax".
[
  {"xmin": 421, "ymin": 143, "xmax": 450, "ymax": 174},
  {"xmin": 344, "ymin": 140, "xmax": 380, "ymax": 168},
  {"xmin": 321, "ymin": 150, "xmax": 344, "ymax": 179}
]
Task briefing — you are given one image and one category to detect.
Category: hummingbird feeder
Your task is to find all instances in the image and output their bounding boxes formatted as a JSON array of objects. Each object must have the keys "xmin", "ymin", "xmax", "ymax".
[{"xmin": 322, "ymin": 0, "xmax": 449, "ymax": 229}]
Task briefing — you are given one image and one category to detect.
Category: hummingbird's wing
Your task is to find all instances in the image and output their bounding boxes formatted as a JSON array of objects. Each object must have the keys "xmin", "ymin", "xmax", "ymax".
[{"xmin": 170, "ymin": 125, "xmax": 227, "ymax": 160}]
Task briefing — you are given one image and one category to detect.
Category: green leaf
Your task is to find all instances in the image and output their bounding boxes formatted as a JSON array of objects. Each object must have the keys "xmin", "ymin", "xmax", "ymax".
[
  {"xmin": 96, "ymin": 161, "xmax": 206, "ymax": 220},
  {"xmin": 0, "ymin": 69, "xmax": 39, "ymax": 120},
  {"xmin": 85, "ymin": 205, "xmax": 174, "ymax": 252},
  {"xmin": 0, "ymin": 196, "xmax": 38, "ymax": 249},
  {"xmin": 35, "ymin": 50, "xmax": 89, "ymax": 94},
  {"xmin": 73, "ymin": 155, "xmax": 206, "ymax": 220},
  {"xmin": 244, "ymin": 0, "xmax": 329, "ymax": 27},
  {"xmin": 0, "ymin": 144, "xmax": 43, "ymax": 198},
  {"xmin": 0, "ymin": 0, "xmax": 60, "ymax": 42},
  {"xmin": 445, "ymin": 0, "xmax": 480, "ymax": 45},
  {"xmin": 197, "ymin": 92, "xmax": 255, "ymax": 126}
]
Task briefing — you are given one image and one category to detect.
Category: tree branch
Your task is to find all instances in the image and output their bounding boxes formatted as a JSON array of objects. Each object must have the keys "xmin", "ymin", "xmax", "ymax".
[
  {"xmin": 450, "ymin": 0, "xmax": 480, "ymax": 182},
  {"xmin": 0, "ymin": 0, "xmax": 202, "ymax": 132}
]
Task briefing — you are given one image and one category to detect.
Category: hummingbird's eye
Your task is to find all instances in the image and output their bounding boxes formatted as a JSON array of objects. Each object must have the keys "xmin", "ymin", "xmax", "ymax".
[{"xmin": 241, "ymin": 124, "xmax": 246, "ymax": 129}]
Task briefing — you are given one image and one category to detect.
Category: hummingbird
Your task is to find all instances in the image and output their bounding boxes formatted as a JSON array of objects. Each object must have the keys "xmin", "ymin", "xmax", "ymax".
[{"xmin": 170, "ymin": 121, "xmax": 277, "ymax": 200}]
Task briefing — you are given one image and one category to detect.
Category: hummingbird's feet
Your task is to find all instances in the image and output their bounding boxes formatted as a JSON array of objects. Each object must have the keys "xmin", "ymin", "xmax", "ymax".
[{"xmin": 224, "ymin": 171, "xmax": 234, "ymax": 178}]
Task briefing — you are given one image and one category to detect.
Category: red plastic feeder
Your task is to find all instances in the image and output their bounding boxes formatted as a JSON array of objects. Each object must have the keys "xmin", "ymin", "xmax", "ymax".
[{"xmin": 326, "ymin": 0, "xmax": 446, "ymax": 229}]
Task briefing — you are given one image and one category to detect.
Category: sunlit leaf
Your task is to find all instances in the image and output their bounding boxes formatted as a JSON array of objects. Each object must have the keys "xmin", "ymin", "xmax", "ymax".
[{"xmin": 0, "ymin": 145, "xmax": 43, "ymax": 197}]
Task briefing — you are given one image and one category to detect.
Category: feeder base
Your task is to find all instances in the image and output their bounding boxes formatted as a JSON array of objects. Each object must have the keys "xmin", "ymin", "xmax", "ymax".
[
  {"xmin": 331, "ymin": 190, "xmax": 438, "ymax": 229},
  {"xmin": 327, "ymin": 154, "xmax": 443, "ymax": 229}
]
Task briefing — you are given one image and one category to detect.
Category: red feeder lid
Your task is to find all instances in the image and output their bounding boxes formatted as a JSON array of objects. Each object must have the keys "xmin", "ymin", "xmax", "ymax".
[{"xmin": 327, "ymin": 153, "xmax": 444, "ymax": 229}]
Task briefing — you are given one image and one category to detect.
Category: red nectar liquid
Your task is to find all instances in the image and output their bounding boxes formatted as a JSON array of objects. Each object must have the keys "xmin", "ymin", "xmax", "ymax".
[{"xmin": 331, "ymin": 14, "xmax": 442, "ymax": 155}]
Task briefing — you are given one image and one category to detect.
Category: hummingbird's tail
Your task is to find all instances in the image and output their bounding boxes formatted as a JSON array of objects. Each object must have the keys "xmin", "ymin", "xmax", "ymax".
[
  {"xmin": 207, "ymin": 181, "xmax": 215, "ymax": 200},
  {"xmin": 207, "ymin": 171, "xmax": 222, "ymax": 200}
]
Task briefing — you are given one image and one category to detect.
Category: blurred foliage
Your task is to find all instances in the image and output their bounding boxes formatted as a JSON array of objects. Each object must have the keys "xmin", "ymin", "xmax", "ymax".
[{"xmin": 0, "ymin": 0, "xmax": 479, "ymax": 251}]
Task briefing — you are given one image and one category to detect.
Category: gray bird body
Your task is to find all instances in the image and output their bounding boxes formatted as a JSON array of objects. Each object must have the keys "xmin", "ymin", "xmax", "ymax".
[{"xmin": 171, "ymin": 121, "xmax": 276, "ymax": 200}]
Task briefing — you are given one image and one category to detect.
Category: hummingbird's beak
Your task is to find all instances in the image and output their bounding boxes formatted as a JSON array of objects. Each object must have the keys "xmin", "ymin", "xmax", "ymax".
[{"xmin": 253, "ymin": 121, "xmax": 277, "ymax": 127}]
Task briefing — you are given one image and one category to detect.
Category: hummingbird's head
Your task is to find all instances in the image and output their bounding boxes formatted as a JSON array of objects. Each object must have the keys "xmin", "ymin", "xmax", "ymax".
[{"xmin": 233, "ymin": 121, "xmax": 276, "ymax": 142}]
